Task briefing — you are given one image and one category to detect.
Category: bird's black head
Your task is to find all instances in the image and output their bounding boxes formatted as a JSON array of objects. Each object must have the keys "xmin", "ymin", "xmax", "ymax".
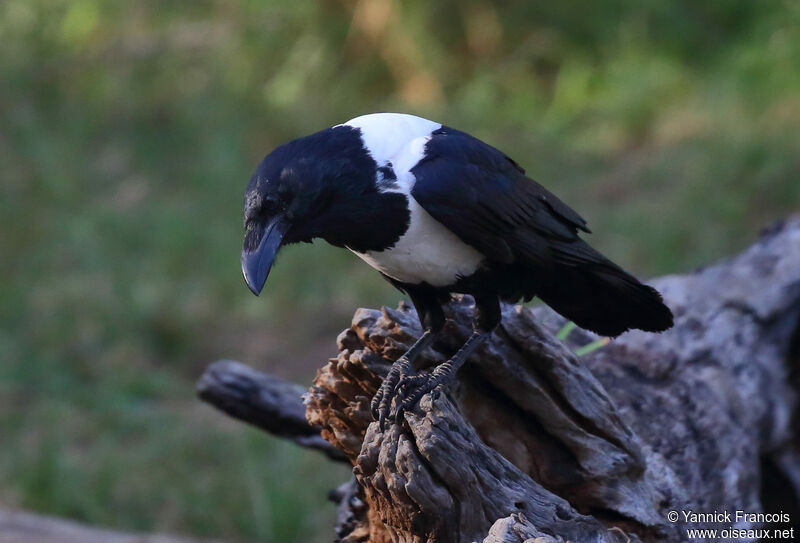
[{"xmin": 241, "ymin": 125, "xmax": 385, "ymax": 295}]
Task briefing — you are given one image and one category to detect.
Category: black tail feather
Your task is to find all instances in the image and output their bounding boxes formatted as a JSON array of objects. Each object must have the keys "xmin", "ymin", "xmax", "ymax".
[{"xmin": 533, "ymin": 241, "xmax": 674, "ymax": 337}]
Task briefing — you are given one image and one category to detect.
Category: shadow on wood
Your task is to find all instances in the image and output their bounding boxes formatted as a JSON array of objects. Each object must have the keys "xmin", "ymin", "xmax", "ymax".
[{"xmin": 199, "ymin": 216, "xmax": 800, "ymax": 543}]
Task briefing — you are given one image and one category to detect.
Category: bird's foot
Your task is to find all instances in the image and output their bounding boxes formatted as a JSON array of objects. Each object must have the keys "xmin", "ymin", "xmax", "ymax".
[
  {"xmin": 395, "ymin": 373, "xmax": 428, "ymax": 400},
  {"xmin": 391, "ymin": 371, "xmax": 449, "ymax": 423},
  {"xmin": 371, "ymin": 357, "xmax": 416, "ymax": 430}
]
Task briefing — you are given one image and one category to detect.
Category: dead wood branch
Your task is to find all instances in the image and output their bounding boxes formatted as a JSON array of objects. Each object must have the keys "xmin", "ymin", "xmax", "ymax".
[{"xmin": 197, "ymin": 359, "xmax": 347, "ymax": 462}]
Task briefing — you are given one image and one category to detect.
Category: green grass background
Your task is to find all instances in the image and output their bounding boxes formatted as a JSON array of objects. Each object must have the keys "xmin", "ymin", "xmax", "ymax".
[{"xmin": 1, "ymin": 1, "xmax": 799, "ymax": 541}]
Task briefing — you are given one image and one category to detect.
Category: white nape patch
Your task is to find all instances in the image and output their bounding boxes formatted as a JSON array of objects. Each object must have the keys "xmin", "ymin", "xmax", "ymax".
[
  {"xmin": 341, "ymin": 114, "xmax": 484, "ymax": 286},
  {"xmin": 340, "ymin": 113, "xmax": 441, "ymax": 177}
]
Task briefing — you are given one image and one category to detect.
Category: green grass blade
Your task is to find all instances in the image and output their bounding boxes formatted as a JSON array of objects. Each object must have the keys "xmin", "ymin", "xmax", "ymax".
[
  {"xmin": 575, "ymin": 337, "xmax": 611, "ymax": 356},
  {"xmin": 556, "ymin": 321, "xmax": 577, "ymax": 340}
]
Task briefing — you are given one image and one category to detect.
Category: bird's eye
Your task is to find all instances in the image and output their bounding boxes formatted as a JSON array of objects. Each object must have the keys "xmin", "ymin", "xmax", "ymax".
[{"xmin": 262, "ymin": 195, "xmax": 281, "ymax": 214}]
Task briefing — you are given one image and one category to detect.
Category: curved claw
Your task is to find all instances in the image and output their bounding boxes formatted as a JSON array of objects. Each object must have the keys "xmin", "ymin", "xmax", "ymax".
[
  {"xmin": 378, "ymin": 405, "xmax": 388, "ymax": 430},
  {"xmin": 372, "ymin": 376, "xmax": 396, "ymax": 430},
  {"xmin": 393, "ymin": 404, "xmax": 406, "ymax": 424},
  {"xmin": 370, "ymin": 385, "xmax": 383, "ymax": 420},
  {"xmin": 370, "ymin": 394, "xmax": 381, "ymax": 421},
  {"xmin": 370, "ymin": 376, "xmax": 392, "ymax": 420}
]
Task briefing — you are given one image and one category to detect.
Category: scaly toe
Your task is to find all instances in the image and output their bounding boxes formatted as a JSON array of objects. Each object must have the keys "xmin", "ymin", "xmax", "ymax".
[
  {"xmin": 370, "ymin": 390, "xmax": 383, "ymax": 420},
  {"xmin": 371, "ymin": 377, "xmax": 392, "ymax": 421},
  {"xmin": 395, "ymin": 374, "xmax": 427, "ymax": 401},
  {"xmin": 372, "ymin": 358, "xmax": 418, "ymax": 428},
  {"xmin": 397, "ymin": 379, "xmax": 440, "ymax": 418},
  {"xmin": 378, "ymin": 406, "xmax": 389, "ymax": 430}
]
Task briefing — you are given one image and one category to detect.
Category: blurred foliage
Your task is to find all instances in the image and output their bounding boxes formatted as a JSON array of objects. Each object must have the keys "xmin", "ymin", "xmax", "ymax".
[{"xmin": 1, "ymin": 0, "xmax": 799, "ymax": 541}]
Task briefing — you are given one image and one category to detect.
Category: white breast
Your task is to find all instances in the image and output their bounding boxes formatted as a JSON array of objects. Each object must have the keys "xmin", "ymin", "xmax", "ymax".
[
  {"xmin": 354, "ymin": 197, "xmax": 485, "ymax": 286},
  {"xmin": 342, "ymin": 113, "xmax": 485, "ymax": 287}
]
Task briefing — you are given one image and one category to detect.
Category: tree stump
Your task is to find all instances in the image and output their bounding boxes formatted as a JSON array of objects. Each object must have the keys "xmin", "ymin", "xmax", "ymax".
[{"xmin": 199, "ymin": 217, "xmax": 800, "ymax": 542}]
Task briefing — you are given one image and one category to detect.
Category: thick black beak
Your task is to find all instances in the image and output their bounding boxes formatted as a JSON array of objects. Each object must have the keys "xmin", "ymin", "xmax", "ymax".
[{"xmin": 241, "ymin": 216, "xmax": 289, "ymax": 296}]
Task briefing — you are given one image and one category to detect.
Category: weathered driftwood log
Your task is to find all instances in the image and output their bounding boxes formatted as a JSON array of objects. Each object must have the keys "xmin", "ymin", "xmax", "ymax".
[
  {"xmin": 197, "ymin": 359, "xmax": 347, "ymax": 461},
  {"xmin": 199, "ymin": 217, "xmax": 800, "ymax": 543}
]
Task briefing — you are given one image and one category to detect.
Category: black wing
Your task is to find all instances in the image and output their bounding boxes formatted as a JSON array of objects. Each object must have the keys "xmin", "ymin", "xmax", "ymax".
[
  {"xmin": 410, "ymin": 127, "xmax": 589, "ymax": 268},
  {"xmin": 410, "ymin": 127, "xmax": 673, "ymax": 336}
]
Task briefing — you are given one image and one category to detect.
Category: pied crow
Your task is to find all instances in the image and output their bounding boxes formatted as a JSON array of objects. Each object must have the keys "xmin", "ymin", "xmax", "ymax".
[{"xmin": 241, "ymin": 113, "xmax": 673, "ymax": 427}]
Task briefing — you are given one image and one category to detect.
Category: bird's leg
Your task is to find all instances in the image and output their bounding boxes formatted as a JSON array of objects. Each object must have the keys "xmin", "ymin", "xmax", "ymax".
[
  {"xmin": 371, "ymin": 286, "xmax": 445, "ymax": 429},
  {"xmin": 371, "ymin": 329, "xmax": 438, "ymax": 428},
  {"xmin": 393, "ymin": 330, "xmax": 490, "ymax": 421},
  {"xmin": 393, "ymin": 294, "xmax": 500, "ymax": 422}
]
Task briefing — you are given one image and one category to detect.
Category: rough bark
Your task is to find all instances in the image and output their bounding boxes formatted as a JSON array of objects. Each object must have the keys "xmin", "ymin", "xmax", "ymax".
[{"xmin": 201, "ymin": 217, "xmax": 800, "ymax": 543}]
